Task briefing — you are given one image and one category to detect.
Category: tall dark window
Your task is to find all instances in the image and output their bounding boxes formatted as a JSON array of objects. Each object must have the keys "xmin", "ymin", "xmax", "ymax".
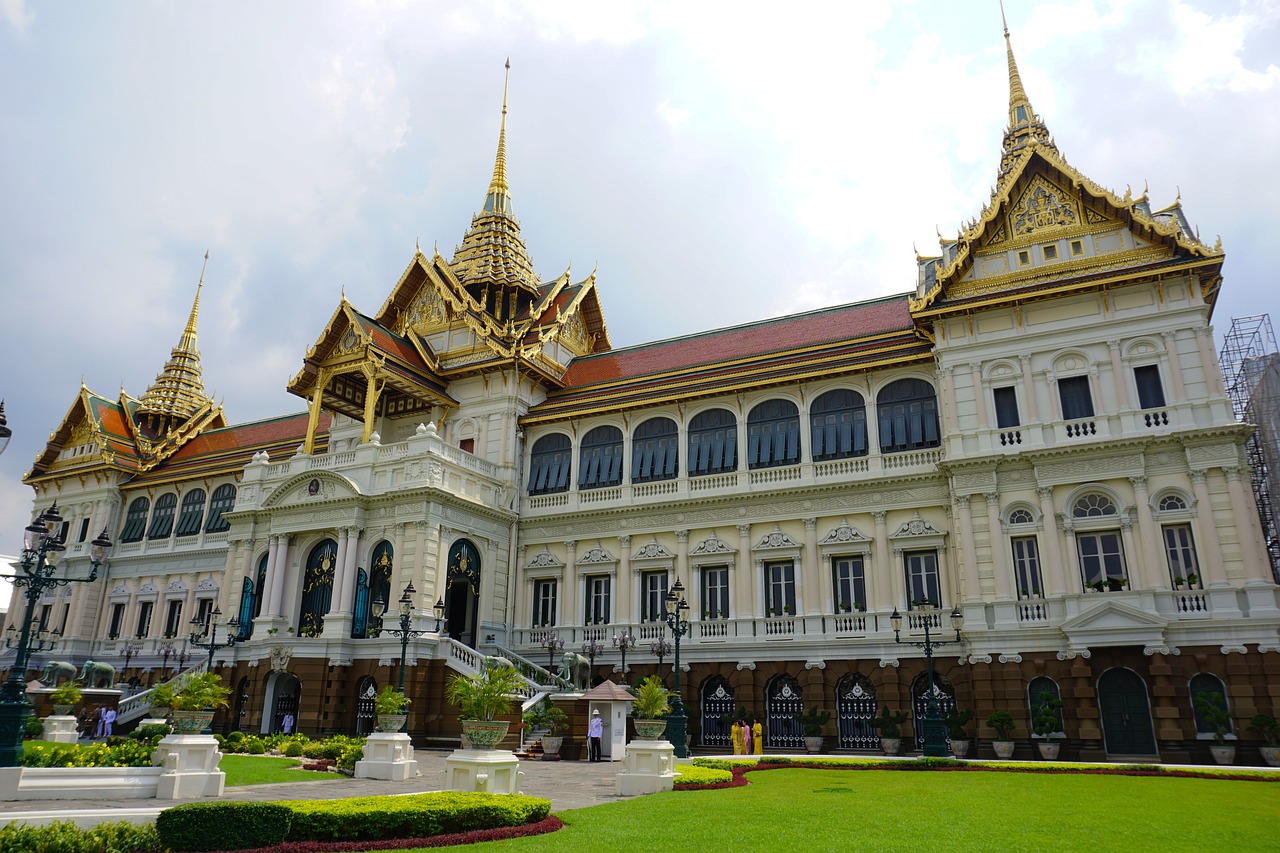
[
  {"xmin": 1163, "ymin": 524, "xmax": 1200, "ymax": 587},
  {"xmin": 701, "ymin": 566, "xmax": 729, "ymax": 619},
  {"xmin": 1134, "ymin": 365, "xmax": 1166, "ymax": 409},
  {"xmin": 175, "ymin": 489, "xmax": 206, "ymax": 537},
  {"xmin": 237, "ymin": 575, "xmax": 257, "ymax": 640},
  {"xmin": 904, "ymin": 551, "xmax": 940, "ymax": 608},
  {"xmin": 77, "ymin": 518, "xmax": 90, "ymax": 542},
  {"xmin": 993, "ymin": 386, "xmax": 1020, "ymax": 428},
  {"xmin": 578, "ymin": 425, "xmax": 624, "ymax": 490},
  {"xmin": 631, "ymin": 418, "xmax": 678, "ymax": 483},
  {"xmin": 163, "ymin": 599, "xmax": 184, "ymax": 636},
  {"xmin": 528, "ymin": 434, "xmax": 572, "ymax": 495},
  {"xmin": 1011, "ymin": 536, "xmax": 1042, "ymax": 598},
  {"xmin": 254, "ymin": 554, "xmax": 268, "ymax": 618},
  {"xmin": 108, "ymin": 602, "xmax": 126, "ymax": 638},
  {"xmin": 1190, "ymin": 673, "xmax": 1231, "ymax": 736},
  {"xmin": 876, "ymin": 379, "xmax": 940, "ymax": 453},
  {"xmin": 1057, "ymin": 375, "xmax": 1094, "ymax": 420},
  {"xmin": 533, "ymin": 579, "xmax": 558, "ymax": 627},
  {"xmin": 205, "ymin": 484, "xmax": 237, "ymax": 533},
  {"xmin": 641, "ymin": 571, "xmax": 668, "ymax": 622},
  {"xmin": 747, "ymin": 399, "xmax": 801, "ymax": 469},
  {"xmin": 1077, "ymin": 531, "xmax": 1126, "ymax": 588},
  {"xmin": 764, "ymin": 561, "xmax": 796, "ymax": 616},
  {"xmin": 810, "ymin": 389, "xmax": 868, "ymax": 461},
  {"xmin": 1029, "ymin": 677, "xmax": 1064, "ymax": 734},
  {"xmin": 832, "ymin": 556, "xmax": 867, "ymax": 612},
  {"xmin": 353, "ymin": 541, "xmax": 394, "ymax": 639},
  {"xmin": 147, "ymin": 494, "xmax": 177, "ymax": 539},
  {"xmin": 119, "ymin": 497, "xmax": 150, "ymax": 543},
  {"xmin": 135, "ymin": 601, "xmax": 153, "ymax": 638},
  {"xmin": 688, "ymin": 408, "xmax": 738, "ymax": 476},
  {"xmin": 585, "ymin": 575, "xmax": 611, "ymax": 625}
]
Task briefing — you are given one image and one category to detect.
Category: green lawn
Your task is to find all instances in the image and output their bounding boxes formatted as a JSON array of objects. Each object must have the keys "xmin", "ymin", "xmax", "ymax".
[
  {"xmin": 219, "ymin": 754, "xmax": 341, "ymax": 786},
  {"xmin": 444, "ymin": 768, "xmax": 1280, "ymax": 852}
]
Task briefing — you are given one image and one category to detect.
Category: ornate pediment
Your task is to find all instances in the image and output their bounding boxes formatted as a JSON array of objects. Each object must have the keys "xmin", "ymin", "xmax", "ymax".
[
  {"xmin": 261, "ymin": 472, "xmax": 361, "ymax": 508},
  {"xmin": 632, "ymin": 541, "xmax": 674, "ymax": 560},
  {"xmin": 526, "ymin": 548, "xmax": 564, "ymax": 569},
  {"xmin": 578, "ymin": 544, "xmax": 616, "ymax": 564},
  {"xmin": 753, "ymin": 528, "xmax": 801, "ymax": 551},
  {"xmin": 1008, "ymin": 175, "xmax": 1082, "ymax": 240},
  {"xmin": 690, "ymin": 534, "xmax": 734, "ymax": 556},
  {"xmin": 1061, "ymin": 599, "xmax": 1168, "ymax": 650}
]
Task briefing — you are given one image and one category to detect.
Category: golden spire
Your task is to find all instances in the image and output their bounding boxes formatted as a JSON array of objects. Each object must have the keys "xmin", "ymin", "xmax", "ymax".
[
  {"xmin": 998, "ymin": 4, "xmax": 1057, "ymax": 182},
  {"xmin": 136, "ymin": 252, "xmax": 215, "ymax": 433},
  {"xmin": 483, "ymin": 58, "xmax": 512, "ymax": 216}
]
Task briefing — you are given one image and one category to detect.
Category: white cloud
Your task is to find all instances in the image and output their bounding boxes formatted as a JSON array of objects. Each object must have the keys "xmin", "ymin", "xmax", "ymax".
[
  {"xmin": 0, "ymin": 0, "xmax": 33, "ymax": 33},
  {"xmin": 655, "ymin": 100, "xmax": 689, "ymax": 130}
]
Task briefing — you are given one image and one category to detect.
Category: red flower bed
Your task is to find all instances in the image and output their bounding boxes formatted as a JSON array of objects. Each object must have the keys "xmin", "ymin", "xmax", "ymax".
[{"xmin": 236, "ymin": 816, "xmax": 564, "ymax": 852}]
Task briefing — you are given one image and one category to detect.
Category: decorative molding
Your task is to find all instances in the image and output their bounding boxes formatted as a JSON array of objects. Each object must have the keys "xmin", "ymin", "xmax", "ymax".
[
  {"xmin": 195, "ymin": 578, "xmax": 218, "ymax": 592},
  {"xmin": 268, "ymin": 645, "xmax": 292, "ymax": 673},
  {"xmin": 1143, "ymin": 644, "xmax": 1181, "ymax": 656},
  {"xmin": 967, "ymin": 654, "xmax": 993, "ymax": 665},
  {"xmin": 1056, "ymin": 648, "xmax": 1092, "ymax": 661},
  {"xmin": 804, "ymin": 660, "xmax": 826, "ymax": 670},
  {"xmin": 998, "ymin": 653, "xmax": 1023, "ymax": 664},
  {"xmin": 818, "ymin": 521, "xmax": 870, "ymax": 546},
  {"xmin": 889, "ymin": 513, "xmax": 944, "ymax": 539},
  {"xmin": 632, "ymin": 541, "xmax": 674, "ymax": 560},
  {"xmin": 1256, "ymin": 643, "xmax": 1280, "ymax": 654},
  {"xmin": 753, "ymin": 527, "xmax": 801, "ymax": 551},
  {"xmin": 1219, "ymin": 645, "xmax": 1248, "ymax": 655},
  {"xmin": 691, "ymin": 534, "xmax": 734, "ymax": 556},
  {"xmin": 577, "ymin": 545, "xmax": 615, "ymax": 565},
  {"xmin": 878, "ymin": 658, "xmax": 899, "ymax": 668},
  {"xmin": 735, "ymin": 661, "xmax": 756, "ymax": 671},
  {"xmin": 526, "ymin": 548, "xmax": 564, "ymax": 569}
]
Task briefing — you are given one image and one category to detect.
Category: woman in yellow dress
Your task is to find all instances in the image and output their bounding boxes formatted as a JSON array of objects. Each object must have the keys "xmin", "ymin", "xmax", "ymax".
[
  {"xmin": 752, "ymin": 719, "xmax": 764, "ymax": 755},
  {"xmin": 731, "ymin": 720, "xmax": 744, "ymax": 754}
]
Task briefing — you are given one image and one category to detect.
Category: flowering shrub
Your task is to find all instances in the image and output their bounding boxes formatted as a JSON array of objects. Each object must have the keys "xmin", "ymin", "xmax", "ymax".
[
  {"xmin": 20, "ymin": 739, "xmax": 155, "ymax": 768},
  {"xmin": 673, "ymin": 764, "xmax": 733, "ymax": 786}
]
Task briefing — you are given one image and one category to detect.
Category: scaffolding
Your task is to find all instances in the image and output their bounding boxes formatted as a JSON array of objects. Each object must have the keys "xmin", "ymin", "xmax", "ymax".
[{"xmin": 1220, "ymin": 314, "xmax": 1280, "ymax": 581}]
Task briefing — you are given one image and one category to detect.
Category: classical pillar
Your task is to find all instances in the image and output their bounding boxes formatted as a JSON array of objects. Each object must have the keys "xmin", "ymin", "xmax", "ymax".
[
  {"xmin": 1195, "ymin": 327, "xmax": 1227, "ymax": 397},
  {"xmin": 736, "ymin": 524, "xmax": 753, "ymax": 618},
  {"xmin": 1129, "ymin": 477, "xmax": 1163, "ymax": 590},
  {"xmin": 1019, "ymin": 355, "xmax": 1039, "ymax": 422},
  {"xmin": 1161, "ymin": 331, "xmax": 1187, "ymax": 402},
  {"xmin": 435, "ymin": 526, "xmax": 452, "ymax": 606},
  {"xmin": 937, "ymin": 365, "xmax": 956, "ymax": 435},
  {"xmin": 267, "ymin": 535, "xmax": 291, "ymax": 618},
  {"xmin": 956, "ymin": 496, "xmax": 981, "ymax": 602},
  {"xmin": 985, "ymin": 493, "xmax": 1012, "ymax": 600},
  {"xmin": 616, "ymin": 535, "xmax": 632, "ymax": 623},
  {"xmin": 562, "ymin": 540, "xmax": 578, "ymax": 628},
  {"xmin": 1107, "ymin": 341, "xmax": 1130, "ymax": 410},
  {"xmin": 802, "ymin": 518, "xmax": 820, "ymax": 615},
  {"xmin": 676, "ymin": 529, "xmax": 689, "ymax": 586},
  {"xmin": 413, "ymin": 521, "xmax": 430, "ymax": 599},
  {"xmin": 1037, "ymin": 488, "xmax": 1066, "ymax": 596},
  {"xmin": 1224, "ymin": 467, "xmax": 1271, "ymax": 582},
  {"xmin": 969, "ymin": 363, "xmax": 988, "ymax": 429},
  {"xmin": 332, "ymin": 528, "xmax": 352, "ymax": 611},
  {"xmin": 1190, "ymin": 471, "xmax": 1228, "ymax": 587},
  {"xmin": 1119, "ymin": 519, "xmax": 1140, "ymax": 590},
  {"xmin": 873, "ymin": 511, "xmax": 898, "ymax": 611}
]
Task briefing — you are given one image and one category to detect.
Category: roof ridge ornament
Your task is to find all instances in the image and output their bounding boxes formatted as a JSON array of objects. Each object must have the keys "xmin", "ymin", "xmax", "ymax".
[
  {"xmin": 997, "ymin": 5, "xmax": 1058, "ymax": 183},
  {"xmin": 483, "ymin": 58, "xmax": 512, "ymax": 216},
  {"xmin": 136, "ymin": 251, "xmax": 216, "ymax": 431}
]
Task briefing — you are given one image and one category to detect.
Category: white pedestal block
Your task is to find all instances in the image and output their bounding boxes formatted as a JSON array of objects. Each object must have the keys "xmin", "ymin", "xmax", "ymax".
[
  {"xmin": 139, "ymin": 717, "xmax": 170, "ymax": 728},
  {"xmin": 42, "ymin": 715, "xmax": 79, "ymax": 744},
  {"xmin": 151, "ymin": 734, "xmax": 225, "ymax": 799},
  {"xmin": 616, "ymin": 739, "xmax": 677, "ymax": 796},
  {"xmin": 442, "ymin": 749, "xmax": 524, "ymax": 794},
  {"xmin": 354, "ymin": 732, "xmax": 419, "ymax": 781}
]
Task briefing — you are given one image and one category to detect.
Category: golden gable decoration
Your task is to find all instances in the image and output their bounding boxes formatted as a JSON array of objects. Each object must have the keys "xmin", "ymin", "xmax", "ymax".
[{"xmin": 1011, "ymin": 175, "xmax": 1079, "ymax": 238}]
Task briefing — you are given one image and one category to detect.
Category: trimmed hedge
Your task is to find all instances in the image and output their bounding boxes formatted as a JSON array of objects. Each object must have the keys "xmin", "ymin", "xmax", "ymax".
[
  {"xmin": 20, "ymin": 740, "xmax": 154, "ymax": 768},
  {"xmin": 157, "ymin": 801, "xmax": 294, "ymax": 852},
  {"xmin": 674, "ymin": 764, "xmax": 733, "ymax": 786},
  {"xmin": 281, "ymin": 792, "xmax": 551, "ymax": 843},
  {"xmin": 0, "ymin": 819, "xmax": 163, "ymax": 853}
]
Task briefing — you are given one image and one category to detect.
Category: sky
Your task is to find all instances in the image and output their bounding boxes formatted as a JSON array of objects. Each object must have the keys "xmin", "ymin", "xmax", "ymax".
[{"xmin": 1, "ymin": 0, "xmax": 1278, "ymax": 598}]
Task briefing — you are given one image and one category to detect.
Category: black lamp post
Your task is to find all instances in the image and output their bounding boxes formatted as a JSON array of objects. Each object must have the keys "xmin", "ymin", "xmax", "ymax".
[
  {"xmin": 189, "ymin": 606, "xmax": 240, "ymax": 671},
  {"xmin": 0, "ymin": 504, "xmax": 112, "ymax": 766},
  {"xmin": 612, "ymin": 630, "xmax": 636, "ymax": 683},
  {"xmin": 542, "ymin": 632, "xmax": 564, "ymax": 679},
  {"xmin": 648, "ymin": 635, "xmax": 671, "ymax": 676},
  {"xmin": 890, "ymin": 603, "xmax": 965, "ymax": 757},
  {"xmin": 173, "ymin": 641, "xmax": 191, "ymax": 678},
  {"xmin": 662, "ymin": 579, "xmax": 691, "ymax": 758},
  {"xmin": 158, "ymin": 642, "xmax": 175, "ymax": 682},
  {"xmin": 0, "ymin": 400, "xmax": 11, "ymax": 457},
  {"xmin": 372, "ymin": 582, "xmax": 429, "ymax": 702},
  {"xmin": 580, "ymin": 639, "xmax": 603, "ymax": 683},
  {"xmin": 121, "ymin": 642, "xmax": 141, "ymax": 677}
]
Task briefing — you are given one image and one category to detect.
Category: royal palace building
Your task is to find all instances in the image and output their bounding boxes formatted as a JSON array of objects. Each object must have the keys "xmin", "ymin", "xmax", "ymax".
[{"xmin": 8, "ymin": 29, "xmax": 1280, "ymax": 763}]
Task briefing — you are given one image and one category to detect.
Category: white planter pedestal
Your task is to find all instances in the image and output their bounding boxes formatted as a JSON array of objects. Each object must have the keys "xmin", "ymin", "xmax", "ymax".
[
  {"xmin": 617, "ymin": 739, "xmax": 677, "ymax": 796},
  {"xmin": 151, "ymin": 734, "xmax": 225, "ymax": 799},
  {"xmin": 42, "ymin": 715, "xmax": 79, "ymax": 744},
  {"xmin": 442, "ymin": 749, "xmax": 524, "ymax": 794},
  {"xmin": 354, "ymin": 732, "xmax": 419, "ymax": 781},
  {"xmin": 139, "ymin": 717, "xmax": 170, "ymax": 728}
]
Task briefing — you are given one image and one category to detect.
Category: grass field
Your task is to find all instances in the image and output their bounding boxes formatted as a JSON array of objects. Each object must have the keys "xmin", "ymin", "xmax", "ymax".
[
  {"xmin": 439, "ymin": 767, "xmax": 1280, "ymax": 852},
  {"xmin": 219, "ymin": 754, "xmax": 341, "ymax": 787}
]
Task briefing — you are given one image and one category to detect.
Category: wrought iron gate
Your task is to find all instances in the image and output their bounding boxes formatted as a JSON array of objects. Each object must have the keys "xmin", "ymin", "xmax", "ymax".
[
  {"xmin": 701, "ymin": 677, "xmax": 735, "ymax": 747},
  {"xmin": 355, "ymin": 678, "xmax": 377, "ymax": 736},
  {"xmin": 911, "ymin": 673, "xmax": 955, "ymax": 752},
  {"xmin": 836, "ymin": 674, "xmax": 878, "ymax": 749},
  {"xmin": 766, "ymin": 675, "xmax": 804, "ymax": 750}
]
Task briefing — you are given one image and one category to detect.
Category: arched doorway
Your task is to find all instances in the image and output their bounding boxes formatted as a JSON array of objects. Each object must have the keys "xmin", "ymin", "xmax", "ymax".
[
  {"xmin": 836, "ymin": 673, "xmax": 878, "ymax": 750},
  {"xmin": 354, "ymin": 676, "xmax": 378, "ymax": 736},
  {"xmin": 445, "ymin": 539, "xmax": 481, "ymax": 648},
  {"xmin": 299, "ymin": 540, "xmax": 338, "ymax": 638},
  {"xmin": 700, "ymin": 676, "xmax": 735, "ymax": 747},
  {"xmin": 765, "ymin": 675, "xmax": 804, "ymax": 750},
  {"xmin": 911, "ymin": 672, "xmax": 956, "ymax": 752},
  {"xmin": 232, "ymin": 677, "xmax": 251, "ymax": 734},
  {"xmin": 1098, "ymin": 668, "xmax": 1157, "ymax": 756},
  {"xmin": 263, "ymin": 672, "xmax": 301, "ymax": 735}
]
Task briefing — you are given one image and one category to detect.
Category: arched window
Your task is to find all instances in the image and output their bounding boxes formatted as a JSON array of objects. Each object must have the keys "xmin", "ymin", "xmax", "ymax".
[
  {"xmin": 631, "ymin": 418, "xmax": 678, "ymax": 483},
  {"xmin": 147, "ymin": 493, "xmax": 177, "ymax": 540},
  {"xmin": 688, "ymin": 408, "xmax": 738, "ymax": 476},
  {"xmin": 528, "ymin": 434, "xmax": 571, "ymax": 495},
  {"xmin": 836, "ymin": 673, "xmax": 878, "ymax": 749},
  {"xmin": 579, "ymin": 426, "xmax": 624, "ymax": 490},
  {"xmin": 747, "ymin": 399, "xmax": 801, "ymax": 469},
  {"xmin": 810, "ymin": 389, "xmax": 868, "ymax": 461},
  {"xmin": 236, "ymin": 576, "xmax": 256, "ymax": 640},
  {"xmin": 1072, "ymin": 494, "xmax": 1117, "ymax": 517},
  {"xmin": 174, "ymin": 489, "xmax": 206, "ymax": 537},
  {"xmin": 298, "ymin": 540, "xmax": 338, "ymax": 638},
  {"xmin": 254, "ymin": 553, "xmax": 268, "ymax": 618},
  {"xmin": 353, "ymin": 541, "xmax": 394, "ymax": 639},
  {"xmin": 1029, "ymin": 677, "xmax": 1063, "ymax": 736},
  {"xmin": 1072, "ymin": 493, "xmax": 1127, "ymax": 592},
  {"xmin": 205, "ymin": 484, "xmax": 237, "ymax": 533},
  {"xmin": 1158, "ymin": 494, "xmax": 1188, "ymax": 512},
  {"xmin": 765, "ymin": 675, "xmax": 805, "ymax": 750},
  {"xmin": 119, "ymin": 497, "xmax": 150, "ymax": 543},
  {"xmin": 876, "ymin": 378, "xmax": 940, "ymax": 453},
  {"xmin": 1190, "ymin": 673, "xmax": 1231, "ymax": 737}
]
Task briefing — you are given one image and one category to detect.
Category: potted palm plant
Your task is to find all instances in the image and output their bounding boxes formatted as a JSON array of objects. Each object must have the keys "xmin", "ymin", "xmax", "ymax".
[
  {"xmin": 373, "ymin": 685, "xmax": 409, "ymax": 733},
  {"xmin": 986, "ymin": 710, "xmax": 1016, "ymax": 759},
  {"xmin": 869, "ymin": 706, "xmax": 910, "ymax": 755},
  {"xmin": 1031, "ymin": 692, "xmax": 1065, "ymax": 760},
  {"xmin": 148, "ymin": 681, "xmax": 177, "ymax": 719},
  {"xmin": 945, "ymin": 708, "xmax": 972, "ymax": 758},
  {"xmin": 1196, "ymin": 691, "xmax": 1235, "ymax": 765},
  {"xmin": 797, "ymin": 706, "xmax": 831, "ymax": 754},
  {"xmin": 1248, "ymin": 713, "xmax": 1280, "ymax": 767},
  {"xmin": 444, "ymin": 664, "xmax": 524, "ymax": 749},
  {"xmin": 49, "ymin": 681, "xmax": 83, "ymax": 715},
  {"xmin": 170, "ymin": 671, "xmax": 231, "ymax": 733},
  {"xmin": 631, "ymin": 675, "xmax": 673, "ymax": 740}
]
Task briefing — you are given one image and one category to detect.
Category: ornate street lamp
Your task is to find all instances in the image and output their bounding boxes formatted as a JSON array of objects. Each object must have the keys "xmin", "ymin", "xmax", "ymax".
[
  {"xmin": 648, "ymin": 635, "xmax": 671, "ymax": 675},
  {"xmin": 372, "ymin": 582, "xmax": 428, "ymax": 702},
  {"xmin": 662, "ymin": 579, "xmax": 692, "ymax": 758},
  {"xmin": 159, "ymin": 642, "xmax": 176, "ymax": 681},
  {"xmin": 542, "ymin": 632, "xmax": 564, "ymax": 680},
  {"xmin": 189, "ymin": 606, "xmax": 240, "ymax": 671},
  {"xmin": 580, "ymin": 638, "xmax": 604, "ymax": 680},
  {"xmin": 121, "ymin": 642, "xmax": 142, "ymax": 681},
  {"xmin": 890, "ymin": 603, "xmax": 965, "ymax": 757},
  {"xmin": 0, "ymin": 505, "xmax": 112, "ymax": 766},
  {"xmin": 612, "ymin": 630, "xmax": 636, "ymax": 683},
  {"xmin": 0, "ymin": 400, "xmax": 11, "ymax": 457}
]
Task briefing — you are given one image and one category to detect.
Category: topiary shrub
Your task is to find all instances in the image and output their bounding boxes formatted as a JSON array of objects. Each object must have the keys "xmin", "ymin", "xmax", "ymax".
[
  {"xmin": 0, "ymin": 819, "xmax": 163, "ymax": 853},
  {"xmin": 132, "ymin": 723, "xmax": 173, "ymax": 745},
  {"xmin": 282, "ymin": 740, "xmax": 304, "ymax": 757},
  {"xmin": 692, "ymin": 757, "xmax": 733, "ymax": 771},
  {"xmin": 281, "ymin": 792, "xmax": 550, "ymax": 842},
  {"xmin": 23, "ymin": 715, "xmax": 44, "ymax": 740},
  {"xmin": 156, "ymin": 802, "xmax": 293, "ymax": 852},
  {"xmin": 225, "ymin": 730, "xmax": 246, "ymax": 743},
  {"xmin": 245, "ymin": 738, "xmax": 267, "ymax": 755}
]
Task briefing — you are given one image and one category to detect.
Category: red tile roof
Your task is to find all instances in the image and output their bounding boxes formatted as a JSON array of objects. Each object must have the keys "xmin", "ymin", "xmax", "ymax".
[{"xmin": 127, "ymin": 412, "xmax": 329, "ymax": 484}]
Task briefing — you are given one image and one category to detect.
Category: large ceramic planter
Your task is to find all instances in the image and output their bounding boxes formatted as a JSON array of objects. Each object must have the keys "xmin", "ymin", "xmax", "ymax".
[
  {"xmin": 633, "ymin": 719, "xmax": 668, "ymax": 740},
  {"xmin": 951, "ymin": 739, "xmax": 971, "ymax": 758},
  {"xmin": 804, "ymin": 735, "xmax": 824, "ymax": 754},
  {"xmin": 879, "ymin": 737, "xmax": 900, "ymax": 756},
  {"xmin": 376, "ymin": 714, "xmax": 407, "ymax": 733},
  {"xmin": 1209, "ymin": 744, "xmax": 1236, "ymax": 765},
  {"xmin": 992, "ymin": 740, "xmax": 1016, "ymax": 759},
  {"xmin": 1260, "ymin": 746, "xmax": 1280, "ymax": 767},
  {"xmin": 1036, "ymin": 740, "xmax": 1061, "ymax": 760},
  {"xmin": 171, "ymin": 710, "xmax": 215, "ymax": 734},
  {"xmin": 150, "ymin": 706, "xmax": 172, "ymax": 722},
  {"xmin": 461, "ymin": 719, "xmax": 510, "ymax": 749},
  {"xmin": 541, "ymin": 735, "xmax": 564, "ymax": 759}
]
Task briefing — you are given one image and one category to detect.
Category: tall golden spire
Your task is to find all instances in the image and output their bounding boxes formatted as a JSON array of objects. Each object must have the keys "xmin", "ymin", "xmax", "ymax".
[
  {"xmin": 483, "ymin": 58, "xmax": 513, "ymax": 216},
  {"xmin": 136, "ymin": 252, "xmax": 215, "ymax": 433},
  {"xmin": 998, "ymin": 3, "xmax": 1057, "ymax": 182}
]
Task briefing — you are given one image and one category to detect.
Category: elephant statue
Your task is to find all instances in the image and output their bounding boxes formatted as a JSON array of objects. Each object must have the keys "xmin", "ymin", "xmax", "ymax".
[
  {"xmin": 39, "ymin": 661, "xmax": 77, "ymax": 687},
  {"xmin": 560, "ymin": 651, "xmax": 591, "ymax": 690},
  {"xmin": 77, "ymin": 660, "xmax": 117, "ymax": 689}
]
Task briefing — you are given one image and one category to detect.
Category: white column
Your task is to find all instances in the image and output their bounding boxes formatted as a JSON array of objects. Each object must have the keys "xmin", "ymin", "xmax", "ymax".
[
  {"xmin": 1037, "ymin": 488, "xmax": 1066, "ymax": 596},
  {"xmin": 1224, "ymin": 467, "xmax": 1271, "ymax": 582},
  {"xmin": 957, "ymin": 496, "xmax": 980, "ymax": 602},
  {"xmin": 676, "ymin": 530, "xmax": 689, "ymax": 587},
  {"xmin": 1161, "ymin": 331, "xmax": 1187, "ymax": 402},
  {"xmin": 1129, "ymin": 477, "xmax": 1164, "ymax": 590},
  {"xmin": 616, "ymin": 536, "xmax": 631, "ymax": 624},
  {"xmin": 1019, "ymin": 355, "xmax": 1039, "ymax": 421},
  {"xmin": 802, "ymin": 519, "xmax": 820, "ymax": 615},
  {"xmin": 332, "ymin": 528, "xmax": 352, "ymax": 611},
  {"xmin": 1108, "ymin": 340, "xmax": 1130, "ymax": 410},
  {"xmin": 873, "ymin": 511, "xmax": 897, "ymax": 611},
  {"xmin": 985, "ymin": 493, "xmax": 1012, "ymax": 600},
  {"xmin": 969, "ymin": 363, "xmax": 988, "ymax": 429},
  {"xmin": 562, "ymin": 540, "xmax": 578, "ymax": 628},
  {"xmin": 937, "ymin": 365, "xmax": 957, "ymax": 435},
  {"xmin": 1195, "ymin": 327, "xmax": 1228, "ymax": 397},
  {"xmin": 1190, "ymin": 471, "xmax": 1228, "ymax": 587},
  {"xmin": 736, "ymin": 524, "xmax": 753, "ymax": 618},
  {"xmin": 435, "ymin": 526, "xmax": 451, "ymax": 607},
  {"xmin": 267, "ymin": 535, "xmax": 290, "ymax": 618}
]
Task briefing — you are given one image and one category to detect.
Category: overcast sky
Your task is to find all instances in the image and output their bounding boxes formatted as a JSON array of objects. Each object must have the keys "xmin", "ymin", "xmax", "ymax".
[{"xmin": 1, "ymin": 0, "xmax": 1278, "ymax": 595}]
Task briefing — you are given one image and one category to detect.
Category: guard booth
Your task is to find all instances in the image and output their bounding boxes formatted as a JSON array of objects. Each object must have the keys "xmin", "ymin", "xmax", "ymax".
[{"xmin": 579, "ymin": 681, "xmax": 634, "ymax": 762}]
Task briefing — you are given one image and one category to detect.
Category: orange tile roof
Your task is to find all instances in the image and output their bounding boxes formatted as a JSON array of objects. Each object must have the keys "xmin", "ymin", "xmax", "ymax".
[{"xmin": 127, "ymin": 412, "xmax": 329, "ymax": 485}]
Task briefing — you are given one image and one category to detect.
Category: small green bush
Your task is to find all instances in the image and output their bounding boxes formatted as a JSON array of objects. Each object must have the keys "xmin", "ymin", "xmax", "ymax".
[
  {"xmin": 23, "ymin": 715, "xmax": 43, "ymax": 739},
  {"xmin": 281, "ymin": 792, "xmax": 550, "ymax": 842},
  {"xmin": 0, "ymin": 819, "xmax": 163, "ymax": 853},
  {"xmin": 225, "ymin": 730, "xmax": 246, "ymax": 743},
  {"xmin": 674, "ymin": 764, "xmax": 733, "ymax": 785},
  {"xmin": 245, "ymin": 738, "xmax": 267, "ymax": 755},
  {"xmin": 131, "ymin": 723, "xmax": 173, "ymax": 744},
  {"xmin": 283, "ymin": 740, "xmax": 304, "ymax": 757},
  {"xmin": 157, "ymin": 801, "xmax": 293, "ymax": 852}
]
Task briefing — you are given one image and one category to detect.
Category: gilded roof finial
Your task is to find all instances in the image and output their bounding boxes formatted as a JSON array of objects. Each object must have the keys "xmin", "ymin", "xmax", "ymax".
[
  {"xmin": 483, "ymin": 58, "xmax": 513, "ymax": 216},
  {"xmin": 997, "ymin": 5, "xmax": 1057, "ymax": 182},
  {"xmin": 136, "ymin": 252, "xmax": 215, "ymax": 429}
]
